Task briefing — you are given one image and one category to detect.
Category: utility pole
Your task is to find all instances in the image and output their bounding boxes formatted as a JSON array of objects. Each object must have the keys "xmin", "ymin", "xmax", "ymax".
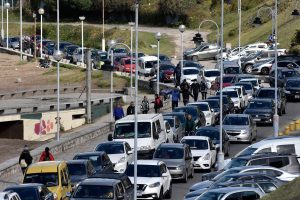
[
  {"xmin": 86, "ymin": 49, "xmax": 92, "ymax": 124},
  {"xmin": 33, "ymin": 13, "xmax": 36, "ymax": 59}
]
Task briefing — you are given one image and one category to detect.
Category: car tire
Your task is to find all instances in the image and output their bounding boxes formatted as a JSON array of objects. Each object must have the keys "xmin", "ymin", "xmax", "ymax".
[
  {"xmin": 245, "ymin": 64, "xmax": 253, "ymax": 74},
  {"xmin": 261, "ymin": 67, "xmax": 269, "ymax": 75},
  {"xmin": 283, "ymin": 106, "xmax": 286, "ymax": 114},
  {"xmin": 192, "ymin": 56, "xmax": 198, "ymax": 62},
  {"xmin": 182, "ymin": 170, "xmax": 188, "ymax": 183},
  {"xmin": 165, "ymin": 184, "xmax": 172, "ymax": 199},
  {"xmin": 157, "ymin": 188, "xmax": 163, "ymax": 200},
  {"xmin": 188, "ymin": 168, "xmax": 194, "ymax": 178},
  {"xmin": 225, "ymin": 144, "xmax": 230, "ymax": 156},
  {"xmin": 278, "ymin": 108, "xmax": 282, "ymax": 116}
]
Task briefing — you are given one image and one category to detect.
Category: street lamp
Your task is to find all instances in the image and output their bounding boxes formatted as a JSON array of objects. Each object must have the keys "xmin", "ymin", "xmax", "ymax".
[
  {"xmin": 20, "ymin": 0, "xmax": 22, "ymax": 60},
  {"xmin": 1, "ymin": 0, "xmax": 3, "ymax": 39},
  {"xmin": 5, "ymin": 2, "xmax": 10, "ymax": 49},
  {"xmin": 129, "ymin": 22, "xmax": 135, "ymax": 97},
  {"xmin": 155, "ymin": 32, "xmax": 161, "ymax": 95},
  {"xmin": 179, "ymin": 24, "xmax": 185, "ymax": 82},
  {"xmin": 237, "ymin": 0, "xmax": 241, "ymax": 67},
  {"xmin": 108, "ymin": 39, "xmax": 116, "ymax": 122},
  {"xmin": 33, "ymin": 12, "xmax": 36, "ymax": 58},
  {"xmin": 79, "ymin": 16, "xmax": 85, "ymax": 64},
  {"xmin": 38, "ymin": 8, "xmax": 44, "ymax": 58}
]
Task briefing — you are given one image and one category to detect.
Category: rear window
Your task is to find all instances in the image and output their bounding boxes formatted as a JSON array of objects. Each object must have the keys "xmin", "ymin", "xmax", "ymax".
[
  {"xmin": 276, "ymin": 144, "xmax": 296, "ymax": 154},
  {"xmin": 269, "ymin": 157, "xmax": 289, "ymax": 168}
]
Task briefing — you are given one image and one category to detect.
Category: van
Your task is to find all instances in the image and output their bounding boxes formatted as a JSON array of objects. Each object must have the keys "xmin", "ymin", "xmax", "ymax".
[
  {"xmin": 137, "ymin": 56, "xmax": 158, "ymax": 76},
  {"xmin": 23, "ymin": 161, "xmax": 72, "ymax": 200},
  {"xmin": 235, "ymin": 136, "xmax": 300, "ymax": 163},
  {"xmin": 108, "ymin": 114, "xmax": 166, "ymax": 158}
]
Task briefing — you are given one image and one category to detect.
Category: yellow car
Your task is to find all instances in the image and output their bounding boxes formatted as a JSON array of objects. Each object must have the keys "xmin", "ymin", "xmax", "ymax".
[{"xmin": 23, "ymin": 161, "xmax": 72, "ymax": 200}]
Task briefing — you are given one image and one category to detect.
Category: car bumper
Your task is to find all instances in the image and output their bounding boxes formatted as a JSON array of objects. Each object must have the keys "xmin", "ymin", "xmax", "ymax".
[
  {"xmin": 227, "ymin": 133, "xmax": 251, "ymax": 142},
  {"xmin": 168, "ymin": 169, "xmax": 185, "ymax": 179},
  {"xmin": 137, "ymin": 187, "xmax": 160, "ymax": 199},
  {"xmin": 192, "ymin": 159, "xmax": 211, "ymax": 169},
  {"xmin": 113, "ymin": 162, "xmax": 127, "ymax": 173}
]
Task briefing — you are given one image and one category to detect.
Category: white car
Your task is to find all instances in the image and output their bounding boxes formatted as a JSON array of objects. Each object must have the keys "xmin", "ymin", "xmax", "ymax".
[
  {"xmin": 187, "ymin": 102, "xmax": 215, "ymax": 126},
  {"xmin": 94, "ymin": 141, "xmax": 133, "ymax": 173},
  {"xmin": 0, "ymin": 192, "xmax": 21, "ymax": 200},
  {"xmin": 224, "ymin": 86, "xmax": 248, "ymax": 107},
  {"xmin": 239, "ymin": 78, "xmax": 261, "ymax": 91},
  {"xmin": 181, "ymin": 67, "xmax": 200, "ymax": 84},
  {"xmin": 216, "ymin": 89, "xmax": 242, "ymax": 111},
  {"xmin": 125, "ymin": 160, "xmax": 172, "ymax": 199},
  {"xmin": 181, "ymin": 136, "xmax": 217, "ymax": 170},
  {"xmin": 197, "ymin": 69, "xmax": 220, "ymax": 88},
  {"xmin": 164, "ymin": 120, "xmax": 175, "ymax": 143}
]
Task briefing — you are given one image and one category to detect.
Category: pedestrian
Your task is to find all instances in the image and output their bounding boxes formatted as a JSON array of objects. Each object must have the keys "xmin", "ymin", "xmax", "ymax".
[
  {"xmin": 180, "ymin": 79, "xmax": 193, "ymax": 105},
  {"xmin": 19, "ymin": 145, "xmax": 33, "ymax": 174},
  {"xmin": 113, "ymin": 102, "xmax": 125, "ymax": 121},
  {"xmin": 174, "ymin": 64, "xmax": 181, "ymax": 87},
  {"xmin": 152, "ymin": 94, "xmax": 163, "ymax": 113},
  {"xmin": 200, "ymin": 78, "xmax": 208, "ymax": 100},
  {"xmin": 39, "ymin": 147, "xmax": 55, "ymax": 162},
  {"xmin": 168, "ymin": 86, "xmax": 180, "ymax": 110},
  {"xmin": 127, "ymin": 101, "xmax": 135, "ymax": 115},
  {"xmin": 190, "ymin": 79, "xmax": 200, "ymax": 102},
  {"xmin": 140, "ymin": 96, "xmax": 150, "ymax": 114},
  {"xmin": 185, "ymin": 114, "xmax": 196, "ymax": 135}
]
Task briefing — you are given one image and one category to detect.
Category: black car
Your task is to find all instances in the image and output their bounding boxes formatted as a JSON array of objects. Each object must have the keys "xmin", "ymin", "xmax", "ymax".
[
  {"xmin": 55, "ymin": 41, "xmax": 72, "ymax": 51},
  {"xmin": 207, "ymin": 95, "xmax": 235, "ymax": 114},
  {"xmin": 284, "ymin": 77, "xmax": 300, "ymax": 101},
  {"xmin": 243, "ymin": 99, "xmax": 275, "ymax": 125},
  {"xmin": 63, "ymin": 44, "xmax": 80, "ymax": 61},
  {"xmin": 4, "ymin": 183, "xmax": 54, "ymax": 200},
  {"xmin": 223, "ymin": 61, "xmax": 242, "ymax": 74},
  {"xmin": 173, "ymin": 106, "xmax": 206, "ymax": 128},
  {"xmin": 73, "ymin": 151, "xmax": 114, "ymax": 174},
  {"xmin": 66, "ymin": 160, "xmax": 96, "ymax": 188},
  {"xmin": 269, "ymin": 68, "xmax": 300, "ymax": 87},
  {"xmin": 255, "ymin": 87, "xmax": 287, "ymax": 116},
  {"xmin": 277, "ymin": 54, "xmax": 300, "ymax": 65},
  {"xmin": 195, "ymin": 126, "xmax": 230, "ymax": 156}
]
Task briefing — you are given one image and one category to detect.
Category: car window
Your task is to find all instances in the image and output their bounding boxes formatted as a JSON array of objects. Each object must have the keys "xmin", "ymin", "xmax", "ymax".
[
  {"xmin": 241, "ymin": 191, "xmax": 260, "ymax": 200},
  {"xmin": 225, "ymin": 192, "xmax": 240, "ymax": 200},
  {"xmin": 277, "ymin": 144, "xmax": 296, "ymax": 154},
  {"xmin": 123, "ymin": 177, "xmax": 133, "ymax": 190},
  {"xmin": 249, "ymin": 169, "xmax": 283, "ymax": 177},
  {"xmin": 249, "ymin": 158, "xmax": 268, "ymax": 166},
  {"xmin": 258, "ymin": 182, "xmax": 277, "ymax": 193},
  {"xmin": 257, "ymin": 148, "xmax": 271, "ymax": 154},
  {"xmin": 269, "ymin": 157, "xmax": 289, "ymax": 168}
]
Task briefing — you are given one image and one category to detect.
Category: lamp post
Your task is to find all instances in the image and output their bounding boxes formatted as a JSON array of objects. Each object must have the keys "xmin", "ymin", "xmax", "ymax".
[
  {"xmin": 237, "ymin": 0, "xmax": 241, "ymax": 67},
  {"xmin": 33, "ymin": 12, "xmax": 36, "ymax": 58},
  {"xmin": 102, "ymin": 0, "xmax": 105, "ymax": 51},
  {"xmin": 79, "ymin": 16, "xmax": 85, "ymax": 64},
  {"xmin": 129, "ymin": 22, "xmax": 135, "ymax": 97},
  {"xmin": 155, "ymin": 32, "xmax": 161, "ymax": 95},
  {"xmin": 179, "ymin": 24, "xmax": 185, "ymax": 82},
  {"xmin": 1, "ymin": 0, "xmax": 3, "ymax": 39},
  {"xmin": 5, "ymin": 2, "xmax": 10, "ymax": 49},
  {"xmin": 38, "ymin": 8, "xmax": 44, "ymax": 58},
  {"xmin": 108, "ymin": 40, "xmax": 116, "ymax": 122},
  {"xmin": 19, "ymin": 0, "xmax": 22, "ymax": 60}
]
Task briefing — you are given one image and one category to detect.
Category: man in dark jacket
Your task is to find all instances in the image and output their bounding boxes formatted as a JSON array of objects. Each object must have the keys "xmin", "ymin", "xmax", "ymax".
[
  {"xmin": 19, "ymin": 145, "xmax": 33, "ymax": 174},
  {"xmin": 190, "ymin": 79, "xmax": 200, "ymax": 102},
  {"xmin": 200, "ymin": 79, "xmax": 208, "ymax": 100},
  {"xmin": 127, "ymin": 101, "xmax": 135, "ymax": 115},
  {"xmin": 180, "ymin": 79, "xmax": 193, "ymax": 105},
  {"xmin": 174, "ymin": 65, "xmax": 181, "ymax": 87}
]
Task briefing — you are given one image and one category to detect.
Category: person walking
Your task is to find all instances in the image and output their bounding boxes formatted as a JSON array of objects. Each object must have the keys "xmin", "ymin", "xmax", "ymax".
[
  {"xmin": 140, "ymin": 96, "xmax": 150, "ymax": 114},
  {"xmin": 185, "ymin": 114, "xmax": 196, "ymax": 136},
  {"xmin": 113, "ymin": 102, "xmax": 125, "ymax": 121},
  {"xmin": 126, "ymin": 101, "xmax": 135, "ymax": 115},
  {"xmin": 200, "ymin": 78, "xmax": 208, "ymax": 100},
  {"xmin": 171, "ymin": 86, "xmax": 181, "ymax": 110},
  {"xmin": 39, "ymin": 147, "xmax": 55, "ymax": 162},
  {"xmin": 190, "ymin": 79, "xmax": 200, "ymax": 102},
  {"xmin": 180, "ymin": 79, "xmax": 193, "ymax": 105},
  {"xmin": 174, "ymin": 64, "xmax": 181, "ymax": 87},
  {"xmin": 153, "ymin": 94, "xmax": 163, "ymax": 113},
  {"xmin": 19, "ymin": 145, "xmax": 33, "ymax": 174}
]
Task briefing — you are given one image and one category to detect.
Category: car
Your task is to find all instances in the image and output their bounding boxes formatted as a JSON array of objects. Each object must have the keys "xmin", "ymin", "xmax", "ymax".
[
  {"xmin": 37, "ymin": 39, "xmax": 52, "ymax": 55},
  {"xmin": 137, "ymin": 56, "xmax": 158, "ymax": 76},
  {"xmin": 116, "ymin": 57, "xmax": 136, "ymax": 73},
  {"xmin": 284, "ymin": 77, "xmax": 300, "ymax": 101},
  {"xmin": 222, "ymin": 114, "xmax": 257, "ymax": 143},
  {"xmin": 221, "ymin": 61, "xmax": 242, "ymax": 74},
  {"xmin": 223, "ymin": 86, "xmax": 248, "ymax": 108},
  {"xmin": 90, "ymin": 173, "xmax": 134, "ymax": 200},
  {"xmin": 251, "ymin": 58, "xmax": 274, "ymax": 75},
  {"xmin": 91, "ymin": 50, "xmax": 108, "ymax": 70},
  {"xmin": 94, "ymin": 141, "xmax": 133, "ymax": 173},
  {"xmin": 72, "ymin": 47, "xmax": 86, "ymax": 64},
  {"xmin": 55, "ymin": 41, "xmax": 72, "ymax": 52},
  {"xmin": 255, "ymin": 87, "xmax": 287, "ymax": 116},
  {"xmin": 181, "ymin": 136, "xmax": 217, "ymax": 171},
  {"xmin": 184, "ymin": 44, "xmax": 219, "ymax": 61},
  {"xmin": 212, "ymin": 74, "xmax": 238, "ymax": 90},
  {"xmin": 125, "ymin": 160, "xmax": 172, "ymax": 199},
  {"xmin": 243, "ymin": 99, "xmax": 275, "ymax": 125},
  {"xmin": 63, "ymin": 44, "xmax": 80, "ymax": 61},
  {"xmin": 269, "ymin": 68, "xmax": 300, "ymax": 87},
  {"xmin": 112, "ymin": 47, "xmax": 128, "ymax": 57},
  {"xmin": 239, "ymin": 78, "xmax": 261, "ymax": 91},
  {"xmin": 197, "ymin": 69, "xmax": 220, "ymax": 87},
  {"xmin": 128, "ymin": 52, "xmax": 145, "ymax": 58},
  {"xmin": 236, "ymin": 74, "xmax": 256, "ymax": 82},
  {"xmin": 277, "ymin": 54, "xmax": 300, "ymax": 65},
  {"xmin": 163, "ymin": 112, "xmax": 187, "ymax": 133},
  {"xmin": 73, "ymin": 151, "xmax": 114, "ymax": 174},
  {"xmin": 151, "ymin": 64, "xmax": 175, "ymax": 82},
  {"xmin": 0, "ymin": 191, "xmax": 21, "ymax": 200},
  {"xmin": 194, "ymin": 187, "xmax": 264, "ymax": 200},
  {"xmin": 181, "ymin": 67, "xmax": 200, "ymax": 84},
  {"xmin": 187, "ymin": 102, "xmax": 215, "ymax": 126},
  {"xmin": 66, "ymin": 160, "xmax": 96, "ymax": 188},
  {"xmin": 153, "ymin": 143, "xmax": 194, "ymax": 182},
  {"xmin": 195, "ymin": 126, "xmax": 230, "ymax": 156},
  {"xmin": 234, "ymin": 82, "xmax": 255, "ymax": 100},
  {"xmin": 163, "ymin": 115, "xmax": 183, "ymax": 142},
  {"xmin": 150, "ymin": 54, "xmax": 172, "ymax": 65},
  {"xmin": 241, "ymin": 51, "xmax": 275, "ymax": 74},
  {"xmin": 69, "ymin": 178, "xmax": 127, "ymax": 200},
  {"xmin": 1, "ymin": 37, "xmax": 20, "ymax": 49},
  {"xmin": 201, "ymin": 99, "xmax": 225, "ymax": 124},
  {"xmin": 273, "ymin": 60, "xmax": 300, "ymax": 71},
  {"xmin": 164, "ymin": 120, "xmax": 175, "ymax": 143},
  {"xmin": 173, "ymin": 106, "xmax": 206, "ymax": 128},
  {"xmin": 207, "ymin": 95, "xmax": 235, "ymax": 114},
  {"xmin": 178, "ymin": 60, "xmax": 203, "ymax": 70},
  {"xmin": 43, "ymin": 41, "xmax": 56, "ymax": 55},
  {"xmin": 216, "ymin": 89, "xmax": 242, "ymax": 112},
  {"xmin": 4, "ymin": 184, "xmax": 54, "ymax": 200}
]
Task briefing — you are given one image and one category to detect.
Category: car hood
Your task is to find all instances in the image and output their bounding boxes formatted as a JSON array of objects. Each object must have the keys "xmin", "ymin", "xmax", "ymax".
[
  {"xmin": 190, "ymin": 149, "xmax": 210, "ymax": 157},
  {"xmin": 189, "ymin": 180, "xmax": 214, "ymax": 191},
  {"xmin": 153, "ymin": 158, "xmax": 183, "ymax": 167},
  {"xmin": 185, "ymin": 188, "xmax": 208, "ymax": 199},
  {"xmin": 244, "ymin": 108, "xmax": 273, "ymax": 114},
  {"xmin": 223, "ymin": 125, "xmax": 249, "ymax": 131},
  {"xmin": 128, "ymin": 176, "xmax": 161, "ymax": 185},
  {"xmin": 108, "ymin": 154, "xmax": 124, "ymax": 164}
]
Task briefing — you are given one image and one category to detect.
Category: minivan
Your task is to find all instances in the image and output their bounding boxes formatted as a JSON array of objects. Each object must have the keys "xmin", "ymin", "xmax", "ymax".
[
  {"xmin": 137, "ymin": 56, "xmax": 158, "ymax": 76},
  {"xmin": 108, "ymin": 114, "xmax": 167, "ymax": 158}
]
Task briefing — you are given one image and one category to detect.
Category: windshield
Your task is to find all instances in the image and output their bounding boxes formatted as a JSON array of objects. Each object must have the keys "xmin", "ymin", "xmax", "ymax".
[
  {"xmin": 165, "ymin": 118, "xmax": 174, "ymax": 127},
  {"xmin": 236, "ymin": 147, "xmax": 258, "ymax": 157},
  {"xmin": 225, "ymin": 158, "xmax": 248, "ymax": 169},
  {"xmin": 181, "ymin": 139, "xmax": 208, "ymax": 150},
  {"xmin": 6, "ymin": 188, "xmax": 37, "ymax": 200},
  {"xmin": 217, "ymin": 91, "xmax": 238, "ymax": 98},
  {"xmin": 223, "ymin": 76, "xmax": 234, "ymax": 83},
  {"xmin": 223, "ymin": 116, "xmax": 249, "ymax": 125},
  {"xmin": 248, "ymin": 101, "xmax": 272, "ymax": 109},
  {"xmin": 286, "ymin": 80, "xmax": 300, "ymax": 87},
  {"xmin": 95, "ymin": 143, "xmax": 124, "ymax": 154},
  {"xmin": 24, "ymin": 173, "xmax": 58, "ymax": 186},
  {"xmin": 205, "ymin": 71, "xmax": 220, "ymax": 77},
  {"xmin": 197, "ymin": 192, "xmax": 225, "ymax": 200},
  {"xmin": 67, "ymin": 164, "xmax": 87, "ymax": 176},
  {"xmin": 196, "ymin": 129, "xmax": 219, "ymax": 140},
  {"xmin": 145, "ymin": 61, "xmax": 157, "ymax": 68},
  {"xmin": 114, "ymin": 122, "xmax": 151, "ymax": 139},
  {"xmin": 257, "ymin": 90, "xmax": 275, "ymax": 98},
  {"xmin": 74, "ymin": 155, "xmax": 101, "ymax": 168},
  {"xmin": 183, "ymin": 69, "xmax": 199, "ymax": 75},
  {"xmin": 73, "ymin": 185, "xmax": 114, "ymax": 199},
  {"xmin": 236, "ymin": 83, "xmax": 252, "ymax": 90},
  {"xmin": 126, "ymin": 165, "xmax": 161, "ymax": 177},
  {"xmin": 154, "ymin": 147, "xmax": 184, "ymax": 159}
]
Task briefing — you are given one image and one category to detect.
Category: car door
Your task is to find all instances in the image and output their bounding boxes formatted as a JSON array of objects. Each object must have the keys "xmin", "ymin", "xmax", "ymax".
[
  {"xmin": 160, "ymin": 163, "xmax": 171, "ymax": 194},
  {"xmin": 125, "ymin": 142, "xmax": 134, "ymax": 164},
  {"xmin": 186, "ymin": 146, "xmax": 193, "ymax": 174}
]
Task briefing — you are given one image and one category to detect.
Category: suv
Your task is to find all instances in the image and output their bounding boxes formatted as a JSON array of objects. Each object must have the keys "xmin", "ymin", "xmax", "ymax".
[
  {"xmin": 278, "ymin": 54, "xmax": 300, "ymax": 65},
  {"xmin": 269, "ymin": 68, "xmax": 300, "ymax": 87},
  {"xmin": 4, "ymin": 184, "xmax": 54, "ymax": 200},
  {"xmin": 0, "ymin": 192, "xmax": 21, "ymax": 200}
]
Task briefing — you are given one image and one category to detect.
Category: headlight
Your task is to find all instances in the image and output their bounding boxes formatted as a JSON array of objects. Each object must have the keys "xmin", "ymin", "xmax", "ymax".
[
  {"xmin": 118, "ymin": 157, "xmax": 126, "ymax": 163},
  {"xmin": 140, "ymin": 145, "xmax": 151, "ymax": 150},
  {"xmin": 53, "ymin": 193, "xmax": 58, "ymax": 200},
  {"xmin": 284, "ymin": 90, "xmax": 291, "ymax": 94},
  {"xmin": 241, "ymin": 130, "xmax": 247, "ymax": 134},
  {"xmin": 176, "ymin": 165, "xmax": 184, "ymax": 170},
  {"xmin": 203, "ymin": 153, "xmax": 210, "ymax": 160},
  {"xmin": 149, "ymin": 182, "xmax": 160, "ymax": 188}
]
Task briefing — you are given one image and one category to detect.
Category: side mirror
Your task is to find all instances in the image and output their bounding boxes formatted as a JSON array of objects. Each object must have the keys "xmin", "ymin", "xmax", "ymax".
[
  {"xmin": 127, "ymin": 150, "xmax": 133, "ymax": 155},
  {"xmin": 108, "ymin": 134, "xmax": 113, "ymax": 141}
]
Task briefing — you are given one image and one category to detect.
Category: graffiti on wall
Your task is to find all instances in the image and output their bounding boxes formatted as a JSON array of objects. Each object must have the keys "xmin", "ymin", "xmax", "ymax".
[{"xmin": 34, "ymin": 119, "xmax": 54, "ymax": 135}]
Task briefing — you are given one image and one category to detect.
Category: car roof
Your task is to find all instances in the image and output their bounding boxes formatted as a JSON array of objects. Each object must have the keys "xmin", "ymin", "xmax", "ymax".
[
  {"xmin": 132, "ymin": 160, "xmax": 163, "ymax": 166},
  {"xmin": 74, "ymin": 151, "xmax": 105, "ymax": 156},
  {"xmin": 158, "ymin": 143, "xmax": 185, "ymax": 148},
  {"xmin": 80, "ymin": 178, "xmax": 119, "ymax": 186},
  {"xmin": 235, "ymin": 152, "xmax": 293, "ymax": 160},
  {"xmin": 251, "ymin": 136, "xmax": 300, "ymax": 148},
  {"xmin": 225, "ymin": 114, "xmax": 249, "ymax": 117},
  {"xmin": 5, "ymin": 183, "xmax": 44, "ymax": 189},
  {"xmin": 203, "ymin": 187, "xmax": 261, "ymax": 194},
  {"xmin": 116, "ymin": 114, "xmax": 160, "ymax": 122},
  {"xmin": 182, "ymin": 136, "xmax": 209, "ymax": 141},
  {"xmin": 91, "ymin": 173, "xmax": 128, "ymax": 180}
]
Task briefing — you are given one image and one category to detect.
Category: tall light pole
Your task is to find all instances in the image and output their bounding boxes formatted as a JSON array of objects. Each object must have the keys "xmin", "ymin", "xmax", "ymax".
[
  {"xmin": 1, "ymin": 0, "xmax": 3, "ymax": 39},
  {"xmin": 5, "ymin": 2, "xmax": 10, "ymax": 49},
  {"xmin": 19, "ymin": 0, "xmax": 22, "ymax": 60},
  {"xmin": 38, "ymin": 8, "xmax": 44, "ymax": 58},
  {"xmin": 237, "ymin": 0, "xmax": 241, "ymax": 67},
  {"xmin": 108, "ymin": 40, "xmax": 116, "ymax": 122},
  {"xmin": 79, "ymin": 16, "xmax": 85, "ymax": 64},
  {"xmin": 218, "ymin": 0, "xmax": 225, "ymax": 171},
  {"xmin": 102, "ymin": 0, "xmax": 105, "ymax": 51},
  {"xmin": 155, "ymin": 32, "xmax": 161, "ymax": 95},
  {"xmin": 129, "ymin": 22, "xmax": 135, "ymax": 97},
  {"xmin": 179, "ymin": 24, "xmax": 185, "ymax": 82},
  {"xmin": 33, "ymin": 12, "xmax": 36, "ymax": 58}
]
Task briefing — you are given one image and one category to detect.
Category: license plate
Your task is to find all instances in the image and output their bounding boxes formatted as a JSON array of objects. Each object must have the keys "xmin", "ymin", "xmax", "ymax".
[
  {"xmin": 253, "ymin": 118, "xmax": 261, "ymax": 121},
  {"xmin": 229, "ymin": 136, "xmax": 237, "ymax": 140},
  {"xmin": 137, "ymin": 191, "xmax": 143, "ymax": 197},
  {"xmin": 295, "ymin": 95, "xmax": 300, "ymax": 99}
]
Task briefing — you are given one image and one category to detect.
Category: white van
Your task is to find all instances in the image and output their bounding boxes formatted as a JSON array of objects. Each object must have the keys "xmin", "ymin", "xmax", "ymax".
[
  {"xmin": 108, "ymin": 114, "xmax": 167, "ymax": 158},
  {"xmin": 235, "ymin": 136, "xmax": 300, "ymax": 162},
  {"xmin": 138, "ymin": 56, "xmax": 158, "ymax": 76}
]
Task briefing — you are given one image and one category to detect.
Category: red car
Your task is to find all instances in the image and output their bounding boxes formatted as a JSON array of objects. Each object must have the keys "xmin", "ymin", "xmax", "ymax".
[
  {"xmin": 159, "ymin": 64, "xmax": 175, "ymax": 82},
  {"xmin": 116, "ymin": 57, "xmax": 136, "ymax": 73},
  {"xmin": 212, "ymin": 74, "xmax": 238, "ymax": 90}
]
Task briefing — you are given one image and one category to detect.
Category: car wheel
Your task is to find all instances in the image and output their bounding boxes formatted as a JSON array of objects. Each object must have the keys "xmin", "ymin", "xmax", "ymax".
[
  {"xmin": 192, "ymin": 56, "xmax": 198, "ymax": 62},
  {"xmin": 283, "ymin": 106, "xmax": 286, "ymax": 114},
  {"xmin": 245, "ymin": 64, "xmax": 253, "ymax": 74},
  {"xmin": 261, "ymin": 67, "xmax": 269, "ymax": 75},
  {"xmin": 188, "ymin": 167, "xmax": 194, "ymax": 178},
  {"xmin": 182, "ymin": 170, "xmax": 188, "ymax": 183},
  {"xmin": 157, "ymin": 188, "xmax": 163, "ymax": 200},
  {"xmin": 165, "ymin": 184, "xmax": 172, "ymax": 199},
  {"xmin": 278, "ymin": 108, "xmax": 282, "ymax": 116},
  {"xmin": 225, "ymin": 144, "xmax": 230, "ymax": 157},
  {"xmin": 248, "ymin": 134, "xmax": 253, "ymax": 144}
]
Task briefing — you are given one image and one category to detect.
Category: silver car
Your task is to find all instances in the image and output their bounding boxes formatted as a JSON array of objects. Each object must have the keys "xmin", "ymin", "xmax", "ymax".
[
  {"xmin": 184, "ymin": 44, "xmax": 219, "ymax": 61},
  {"xmin": 72, "ymin": 47, "xmax": 86, "ymax": 64},
  {"xmin": 153, "ymin": 143, "xmax": 194, "ymax": 183},
  {"xmin": 222, "ymin": 114, "xmax": 257, "ymax": 143},
  {"xmin": 1, "ymin": 37, "xmax": 20, "ymax": 49},
  {"xmin": 163, "ymin": 115, "xmax": 184, "ymax": 142}
]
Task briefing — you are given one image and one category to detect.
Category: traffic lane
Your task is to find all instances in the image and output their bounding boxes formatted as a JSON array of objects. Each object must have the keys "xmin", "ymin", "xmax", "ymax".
[{"xmin": 172, "ymin": 100, "xmax": 300, "ymax": 200}]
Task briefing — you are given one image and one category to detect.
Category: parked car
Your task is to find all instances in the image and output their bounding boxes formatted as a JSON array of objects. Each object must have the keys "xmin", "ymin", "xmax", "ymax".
[
  {"xmin": 112, "ymin": 48, "xmax": 128, "ymax": 57},
  {"xmin": 187, "ymin": 102, "xmax": 215, "ymax": 126},
  {"xmin": 43, "ymin": 41, "xmax": 56, "ymax": 55},
  {"xmin": 153, "ymin": 143, "xmax": 194, "ymax": 182},
  {"xmin": 239, "ymin": 78, "xmax": 261, "ymax": 91},
  {"xmin": 277, "ymin": 54, "xmax": 300, "ymax": 65},
  {"xmin": 0, "ymin": 191, "xmax": 21, "ymax": 200},
  {"xmin": 125, "ymin": 160, "xmax": 172, "ymax": 199},
  {"xmin": 201, "ymin": 99, "xmax": 224, "ymax": 124},
  {"xmin": 181, "ymin": 136, "xmax": 217, "ymax": 171},
  {"xmin": 184, "ymin": 44, "xmax": 219, "ymax": 61},
  {"xmin": 150, "ymin": 64, "xmax": 175, "ymax": 82},
  {"xmin": 72, "ymin": 47, "xmax": 86, "ymax": 64},
  {"xmin": 178, "ymin": 60, "xmax": 203, "ymax": 70},
  {"xmin": 273, "ymin": 60, "xmax": 300, "ymax": 71},
  {"xmin": 163, "ymin": 115, "xmax": 183, "ymax": 142},
  {"xmin": 55, "ymin": 41, "xmax": 72, "ymax": 51},
  {"xmin": 284, "ymin": 77, "xmax": 300, "ymax": 101},
  {"xmin": 195, "ymin": 126, "xmax": 230, "ymax": 156},
  {"xmin": 223, "ymin": 85, "xmax": 248, "ymax": 108},
  {"xmin": 234, "ymin": 82, "xmax": 255, "ymax": 100},
  {"xmin": 197, "ymin": 69, "xmax": 220, "ymax": 86},
  {"xmin": 137, "ymin": 56, "xmax": 158, "ymax": 76},
  {"xmin": 63, "ymin": 44, "xmax": 80, "ymax": 61},
  {"xmin": 181, "ymin": 67, "xmax": 200, "ymax": 84},
  {"xmin": 212, "ymin": 75, "xmax": 238, "ymax": 89},
  {"xmin": 216, "ymin": 89, "xmax": 242, "ymax": 112},
  {"xmin": 207, "ymin": 95, "xmax": 235, "ymax": 114},
  {"xmin": 269, "ymin": 68, "xmax": 300, "ymax": 87},
  {"xmin": 116, "ymin": 57, "xmax": 136, "ymax": 73},
  {"xmin": 243, "ymin": 99, "xmax": 275, "ymax": 125},
  {"xmin": 252, "ymin": 58, "xmax": 274, "ymax": 75},
  {"xmin": 66, "ymin": 160, "xmax": 96, "ymax": 188},
  {"xmin": 4, "ymin": 184, "xmax": 54, "ymax": 200},
  {"xmin": 222, "ymin": 114, "xmax": 257, "ymax": 143},
  {"xmin": 222, "ymin": 61, "xmax": 242, "ymax": 74},
  {"xmin": 173, "ymin": 106, "xmax": 206, "ymax": 128},
  {"xmin": 1, "ymin": 37, "xmax": 20, "ymax": 49},
  {"xmin": 241, "ymin": 51, "xmax": 275, "ymax": 74},
  {"xmin": 73, "ymin": 151, "xmax": 114, "ymax": 174},
  {"xmin": 255, "ymin": 87, "xmax": 287, "ymax": 116}
]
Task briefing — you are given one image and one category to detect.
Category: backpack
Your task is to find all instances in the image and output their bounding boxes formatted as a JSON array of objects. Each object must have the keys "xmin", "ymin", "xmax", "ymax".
[{"xmin": 155, "ymin": 98, "xmax": 163, "ymax": 108}]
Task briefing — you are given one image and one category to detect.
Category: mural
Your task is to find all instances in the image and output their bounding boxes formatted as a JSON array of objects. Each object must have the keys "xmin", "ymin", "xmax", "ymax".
[{"xmin": 34, "ymin": 119, "xmax": 54, "ymax": 135}]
